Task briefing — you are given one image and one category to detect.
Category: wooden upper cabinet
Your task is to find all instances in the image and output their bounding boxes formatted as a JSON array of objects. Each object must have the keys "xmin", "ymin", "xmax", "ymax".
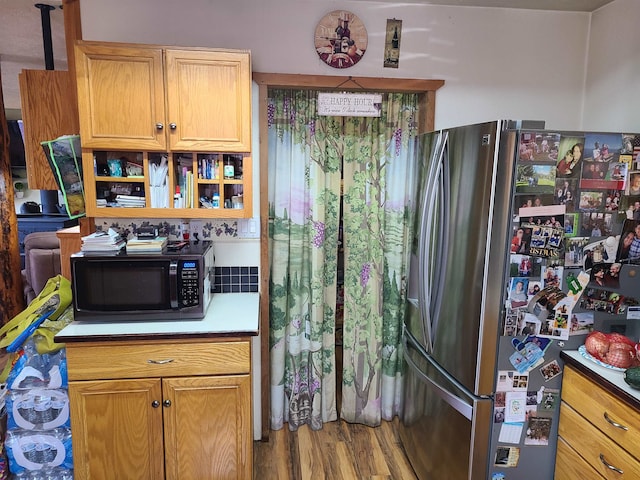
[
  {"xmin": 75, "ymin": 42, "xmax": 166, "ymax": 150},
  {"xmin": 75, "ymin": 41, "xmax": 252, "ymax": 153},
  {"xmin": 19, "ymin": 69, "xmax": 80, "ymax": 190},
  {"xmin": 165, "ymin": 49, "xmax": 252, "ymax": 152}
]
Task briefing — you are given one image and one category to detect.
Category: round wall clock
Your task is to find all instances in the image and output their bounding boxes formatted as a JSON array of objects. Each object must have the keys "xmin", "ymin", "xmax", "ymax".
[{"xmin": 314, "ymin": 10, "xmax": 367, "ymax": 69}]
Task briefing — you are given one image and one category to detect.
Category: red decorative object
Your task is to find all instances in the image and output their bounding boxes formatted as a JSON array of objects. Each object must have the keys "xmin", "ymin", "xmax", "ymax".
[{"xmin": 314, "ymin": 10, "xmax": 367, "ymax": 69}]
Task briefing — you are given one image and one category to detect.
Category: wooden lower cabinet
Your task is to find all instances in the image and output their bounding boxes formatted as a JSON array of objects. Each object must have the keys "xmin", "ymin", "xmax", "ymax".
[
  {"xmin": 66, "ymin": 339, "xmax": 252, "ymax": 480},
  {"xmin": 556, "ymin": 365, "xmax": 640, "ymax": 479},
  {"xmin": 555, "ymin": 437, "xmax": 604, "ymax": 479}
]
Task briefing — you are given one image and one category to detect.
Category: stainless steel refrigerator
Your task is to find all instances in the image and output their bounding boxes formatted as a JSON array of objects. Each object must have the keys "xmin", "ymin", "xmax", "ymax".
[{"xmin": 398, "ymin": 120, "xmax": 601, "ymax": 479}]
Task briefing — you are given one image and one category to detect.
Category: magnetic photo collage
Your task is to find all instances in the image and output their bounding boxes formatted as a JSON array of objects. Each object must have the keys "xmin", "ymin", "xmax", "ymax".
[{"xmin": 506, "ymin": 132, "xmax": 640, "ymax": 339}]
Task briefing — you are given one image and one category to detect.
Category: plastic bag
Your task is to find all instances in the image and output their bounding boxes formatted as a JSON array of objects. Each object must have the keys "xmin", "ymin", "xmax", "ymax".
[
  {"xmin": 6, "ymin": 341, "xmax": 67, "ymax": 392},
  {"xmin": 40, "ymin": 135, "xmax": 85, "ymax": 219},
  {"xmin": 0, "ymin": 275, "xmax": 72, "ymax": 382},
  {"xmin": 4, "ymin": 428, "xmax": 73, "ymax": 474}
]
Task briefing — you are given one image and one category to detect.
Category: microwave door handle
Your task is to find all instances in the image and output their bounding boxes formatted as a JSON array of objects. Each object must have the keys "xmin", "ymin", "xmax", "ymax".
[{"xmin": 169, "ymin": 260, "xmax": 179, "ymax": 309}]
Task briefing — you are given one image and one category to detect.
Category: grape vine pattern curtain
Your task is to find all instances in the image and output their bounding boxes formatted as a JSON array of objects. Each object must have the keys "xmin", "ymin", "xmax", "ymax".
[{"xmin": 268, "ymin": 89, "xmax": 419, "ymax": 430}]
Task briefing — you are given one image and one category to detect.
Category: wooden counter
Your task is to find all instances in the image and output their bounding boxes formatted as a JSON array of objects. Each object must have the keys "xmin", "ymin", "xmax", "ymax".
[
  {"xmin": 56, "ymin": 293, "xmax": 259, "ymax": 480},
  {"xmin": 556, "ymin": 350, "xmax": 640, "ymax": 479},
  {"xmin": 560, "ymin": 350, "xmax": 640, "ymax": 409}
]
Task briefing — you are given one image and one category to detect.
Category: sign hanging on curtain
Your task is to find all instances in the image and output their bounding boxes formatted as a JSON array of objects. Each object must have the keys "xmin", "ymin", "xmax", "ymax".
[{"xmin": 317, "ymin": 92, "xmax": 382, "ymax": 117}]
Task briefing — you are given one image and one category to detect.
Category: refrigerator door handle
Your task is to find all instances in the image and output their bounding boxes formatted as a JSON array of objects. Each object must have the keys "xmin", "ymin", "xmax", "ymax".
[
  {"xmin": 403, "ymin": 330, "xmax": 473, "ymax": 420},
  {"xmin": 418, "ymin": 131, "xmax": 447, "ymax": 352},
  {"xmin": 429, "ymin": 142, "xmax": 451, "ymax": 346}
]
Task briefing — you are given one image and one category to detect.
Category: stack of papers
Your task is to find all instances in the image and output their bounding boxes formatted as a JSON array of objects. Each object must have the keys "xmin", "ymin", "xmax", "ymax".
[
  {"xmin": 126, "ymin": 236, "xmax": 168, "ymax": 253},
  {"xmin": 81, "ymin": 228, "xmax": 126, "ymax": 252},
  {"xmin": 115, "ymin": 195, "xmax": 146, "ymax": 207},
  {"xmin": 150, "ymin": 156, "xmax": 169, "ymax": 208}
]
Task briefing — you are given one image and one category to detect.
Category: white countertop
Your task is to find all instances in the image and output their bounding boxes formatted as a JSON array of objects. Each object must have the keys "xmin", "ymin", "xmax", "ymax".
[
  {"xmin": 563, "ymin": 350, "xmax": 640, "ymax": 403},
  {"xmin": 56, "ymin": 292, "xmax": 260, "ymax": 341}
]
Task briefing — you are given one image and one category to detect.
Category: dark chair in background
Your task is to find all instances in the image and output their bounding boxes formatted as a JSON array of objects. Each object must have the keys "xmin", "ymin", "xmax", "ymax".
[{"xmin": 21, "ymin": 231, "xmax": 61, "ymax": 304}]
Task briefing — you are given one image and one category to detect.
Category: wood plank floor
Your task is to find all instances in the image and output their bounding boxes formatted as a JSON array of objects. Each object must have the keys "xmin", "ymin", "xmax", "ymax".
[{"xmin": 253, "ymin": 418, "xmax": 418, "ymax": 479}]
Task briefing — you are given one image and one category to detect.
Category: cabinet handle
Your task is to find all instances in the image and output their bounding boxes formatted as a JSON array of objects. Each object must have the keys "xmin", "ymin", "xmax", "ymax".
[
  {"xmin": 148, "ymin": 359, "xmax": 174, "ymax": 364},
  {"xmin": 151, "ymin": 400, "xmax": 160, "ymax": 408},
  {"xmin": 169, "ymin": 123, "xmax": 177, "ymax": 130},
  {"xmin": 603, "ymin": 412, "xmax": 629, "ymax": 431},
  {"xmin": 599, "ymin": 453, "xmax": 624, "ymax": 474},
  {"xmin": 163, "ymin": 399, "xmax": 172, "ymax": 408},
  {"xmin": 156, "ymin": 122, "xmax": 164, "ymax": 130}
]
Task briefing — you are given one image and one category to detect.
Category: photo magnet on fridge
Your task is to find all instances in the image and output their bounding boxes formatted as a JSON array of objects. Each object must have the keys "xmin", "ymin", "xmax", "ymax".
[
  {"xmin": 518, "ymin": 131, "xmax": 560, "ymax": 164},
  {"xmin": 518, "ymin": 205, "xmax": 566, "ymax": 258},
  {"xmin": 493, "ymin": 446, "xmax": 520, "ymax": 467},
  {"xmin": 524, "ymin": 417, "xmax": 552, "ymax": 446},
  {"xmin": 539, "ymin": 360, "xmax": 562, "ymax": 382},
  {"xmin": 556, "ymin": 135, "xmax": 584, "ymax": 179}
]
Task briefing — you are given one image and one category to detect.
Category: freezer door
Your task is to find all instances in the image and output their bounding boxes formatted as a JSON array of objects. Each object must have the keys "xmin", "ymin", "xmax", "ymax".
[
  {"xmin": 418, "ymin": 121, "xmax": 517, "ymax": 396},
  {"xmin": 400, "ymin": 329, "xmax": 493, "ymax": 480}
]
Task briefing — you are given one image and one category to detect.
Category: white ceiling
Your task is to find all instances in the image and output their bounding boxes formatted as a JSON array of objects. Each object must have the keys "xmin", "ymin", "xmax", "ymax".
[
  {"xmin": 0, "ymin": 0, "xmax": 617, "ymax": 112},
  {"xmin": 377, "ymin": 0, "xmax": 615, "ymax": 12},
  {"xmin": 1, "ymin": 0, "xmax": 67, "ymax": 113}
]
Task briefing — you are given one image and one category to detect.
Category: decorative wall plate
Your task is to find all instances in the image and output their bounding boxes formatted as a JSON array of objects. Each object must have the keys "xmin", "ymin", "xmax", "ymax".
[{"xmin": 314, "ymin": 10, "xmax": 367, "ymax": 69}]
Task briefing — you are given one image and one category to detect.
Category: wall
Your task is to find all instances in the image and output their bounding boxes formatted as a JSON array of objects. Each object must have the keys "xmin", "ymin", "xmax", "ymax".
[
  {"xmin": 583, "ymin": 0, "xmax": 640, "ymax": 132},
  {"xmin": 79, "ymin": 0, "xmax": 592, "ymax": 131}
]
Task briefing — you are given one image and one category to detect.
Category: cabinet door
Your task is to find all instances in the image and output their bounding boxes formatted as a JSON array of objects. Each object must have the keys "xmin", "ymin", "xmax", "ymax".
[
  {"xmin": 75, "ymin": 43, "xmax": 167, "ymax": 150},
  {"xmin": 69, "ymin": 378, "xmax": 165, "ymax": 480},
  {"xmin": 162, "ymin": 375, "xmax": 252, "ymax": 480},
  {"xmin": 19, "ymin": 69, "xmax": 80, "ymax": 190},
  {"xmin": 165, "ymin": 49, "xmax": 251, "ymax": 152}
]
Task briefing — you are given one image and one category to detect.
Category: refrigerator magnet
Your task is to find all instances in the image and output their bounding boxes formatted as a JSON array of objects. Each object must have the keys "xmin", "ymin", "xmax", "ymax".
[
  {"xmin": 539, "ymin": 360, "xmax": 562, "ymax": 381},
  {"xmin": 493, "ymin": 446, "xmax": 520, "ymax": 467},
  {"xmin": 504, "ymin": 391, "xmax": 527, "ymax": 422}
]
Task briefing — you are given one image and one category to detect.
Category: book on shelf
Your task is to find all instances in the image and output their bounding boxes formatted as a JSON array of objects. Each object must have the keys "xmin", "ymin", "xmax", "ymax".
[{"xmin": 126, "ymin": 236, "xmax": 168, "ymax": 253}]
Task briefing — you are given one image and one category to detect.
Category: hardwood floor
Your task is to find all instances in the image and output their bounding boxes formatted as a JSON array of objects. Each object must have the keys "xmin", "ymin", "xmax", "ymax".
[{"xmin": 253, "ymin": 418, "xmax": 418, "ymax": 479}]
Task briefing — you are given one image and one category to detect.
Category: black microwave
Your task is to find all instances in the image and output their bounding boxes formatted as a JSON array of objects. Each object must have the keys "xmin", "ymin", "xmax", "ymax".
[{"xmin": 71, "ymin": 241, "xmax": 214, "ymax": 321}]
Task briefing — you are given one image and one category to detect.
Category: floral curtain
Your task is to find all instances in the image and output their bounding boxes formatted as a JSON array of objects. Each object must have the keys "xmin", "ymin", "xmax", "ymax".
[
  {"xmin": 268, "ymin": 89, "xmax": 419, "ymax": 430},
  {"xmin": 339, "ymin": 96, "xmax": 419, "ymax": 425}
]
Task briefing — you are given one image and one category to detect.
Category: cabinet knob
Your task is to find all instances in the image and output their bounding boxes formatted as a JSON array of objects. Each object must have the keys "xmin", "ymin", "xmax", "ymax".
[
  {"xmin": 169, "ymin": 123, "xmax": 177, "ymax": 130},
  {"xmin": 151, "ymin": 400, "xmax": 160, "ymax": 408},
  {"xmin": 156, "ymin": 123, "xmax": 164, "ymax": 130},
  {"xmin": 163, "ymin": 399, "xmax": 172, "ymax": 408}
]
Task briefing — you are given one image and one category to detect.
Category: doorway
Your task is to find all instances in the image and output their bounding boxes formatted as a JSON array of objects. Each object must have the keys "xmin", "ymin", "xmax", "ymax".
[{"xmin": 254, "ymin": 73, "xmax": 444, "ymax": 438}]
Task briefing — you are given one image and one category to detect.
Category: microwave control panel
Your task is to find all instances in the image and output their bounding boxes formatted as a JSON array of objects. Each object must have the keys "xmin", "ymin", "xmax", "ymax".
[{"xmin": 179, "ymin": 260, "xmax": 200, "ymax": 306}]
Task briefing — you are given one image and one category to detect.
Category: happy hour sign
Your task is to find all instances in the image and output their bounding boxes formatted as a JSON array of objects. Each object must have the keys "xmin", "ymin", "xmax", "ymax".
[{"xmin": 317, "ymin": 92, "xmax": 382, "ymax": 117}]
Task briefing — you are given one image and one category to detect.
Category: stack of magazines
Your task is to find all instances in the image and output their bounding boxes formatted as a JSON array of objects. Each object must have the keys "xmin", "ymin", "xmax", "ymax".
[
  {"xmin": 126, "ymin": 236, "xmax": 168, "ymax": 253},
  {"xmin": 115, "ymin": 195, "xmax": 146, "ymax": 207},
  {"xmin": 81, "ymin": 228, "xmax": 126, "ymax": 253}
]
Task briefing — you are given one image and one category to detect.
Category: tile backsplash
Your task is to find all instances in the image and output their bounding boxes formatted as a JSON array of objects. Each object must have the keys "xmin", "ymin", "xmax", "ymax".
[
  {"xmin": 213, "ymin": 266, "xmax": 259, "ymax": 293},
  {"xmin": 94, "ymin": 217, "xmax": 240, "ymax": 239}
]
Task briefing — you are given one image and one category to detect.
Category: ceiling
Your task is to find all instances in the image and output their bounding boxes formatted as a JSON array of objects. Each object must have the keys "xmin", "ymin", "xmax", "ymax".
[
  {"xmin": 0, "ymin": 0, "xmax": 617, "ymax": 112},
  {"xmin": 380, "ymin": 0, "xmax": 616, "ymax": 12},
  {"xmin": 1, "ymin": 0, "xmax": 66, "ymax": 113}
]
